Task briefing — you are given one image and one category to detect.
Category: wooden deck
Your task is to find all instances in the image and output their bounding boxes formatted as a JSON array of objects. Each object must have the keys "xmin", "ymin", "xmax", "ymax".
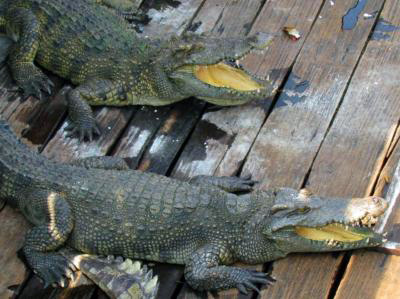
[{"xmin": 1, "ymin": 0, "xmax": 400, "ymax": 298}]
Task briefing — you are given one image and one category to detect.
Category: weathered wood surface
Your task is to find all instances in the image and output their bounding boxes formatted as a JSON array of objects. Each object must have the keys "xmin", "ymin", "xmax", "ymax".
[
  {"xmin": 173, "ymin": 0, "xmax": 325, "ymax": 181},
  {"xmin": 240, "ymin": 1, "xmax": 387, "ymax": 298},
  {"xmin": 174, "ymin": 1, "xmax": 332, "ymax": 298},
  {"xmin": 335, "ymin": 134, "xmax": 400, "ymax": 299},
  {"xmin": 1, "ymin": 0, "xmax": 400, "ymax": 298},
  {"xmin": 328, "ymin": 1, "xmax": 400, "ymax": 298},
  {"xmin": 0, "ymin": 206, "xmax": 30, "ymax": 298}
]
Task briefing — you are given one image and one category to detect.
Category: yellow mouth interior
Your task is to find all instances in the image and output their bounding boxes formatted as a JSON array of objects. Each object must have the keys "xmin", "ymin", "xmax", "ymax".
[
  {"xmin": 295, "ymin": 224, "xmax": 367, "ymax": 242},
  {"xmin": 192, "ymin": 62, "xmax": 263, "ymax": 91}
]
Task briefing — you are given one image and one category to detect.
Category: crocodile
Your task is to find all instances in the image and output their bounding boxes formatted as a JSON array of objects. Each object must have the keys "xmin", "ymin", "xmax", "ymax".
[
  {"xmin": 0, "ymin": 117, "xmax": 390, "ymax": 294},
  {"xmin": 0, "ymin": 0, "xmax": 275, "ymax": 141}
]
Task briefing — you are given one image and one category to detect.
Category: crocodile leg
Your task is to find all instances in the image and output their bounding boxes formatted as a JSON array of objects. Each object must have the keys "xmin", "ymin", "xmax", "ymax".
[
  {"xmin": 6, "ymin": 8, "xmax": 53, "ymax": 100},
  {"xmin": 69, "ymin": 156, "xmax": 130, "ymax": 170},
  {"xmin": 60, "ymin": 79, "xmax": 122, "ymax": 141},
  {"xmin": 189, "ymin": 175, "xmax": 257, "ymax": 193},
  {"xmin": 184, "ymin": 243, "xmax": 272, "ymax": 293},
  {"xmin": 22, "ymin": 190, "xmax": 76, "ymax": 287}
]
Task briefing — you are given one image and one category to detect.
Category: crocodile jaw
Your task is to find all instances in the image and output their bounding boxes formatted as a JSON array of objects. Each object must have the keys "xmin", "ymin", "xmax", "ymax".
[
  {"xmin": 295, "ymin": 223, "xmax": 384, "ymax": 248},
  {"xmin": 269, "ymin": 194, "xmax": 388, "ymax": 252},
  {"xmin": 176, "ymin": 62, "xmax": 265, "ymax": 92}
]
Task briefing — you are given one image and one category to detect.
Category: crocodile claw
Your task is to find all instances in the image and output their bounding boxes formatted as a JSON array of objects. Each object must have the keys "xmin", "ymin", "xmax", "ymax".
[
  {"xmin": 34, "ymin": 254, "xmax": 77, "ymax": 288},
  {"xmin": 65, "ymin": 120, "xmax": 101, "ymax": 142},
  {"xmin": 20, "ymin": 74, "xmax": 54, "ymax": 101},
  {"xmin": 217, "ymin": 175, "xmax": 258, "ymax": 192},
  {"xmin": 235, "ymin": 269, "xmax": 274, "ymax": 294}
]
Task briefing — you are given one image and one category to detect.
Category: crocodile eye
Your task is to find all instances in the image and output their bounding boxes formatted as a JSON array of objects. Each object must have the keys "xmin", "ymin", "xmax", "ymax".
[
  {"xmin": 297, "ymin": 207, "xmax": 310, "ymax": 213},
  {"xmin": 287, "ymin": 207, "xmax": 311, "ymax": 217}
]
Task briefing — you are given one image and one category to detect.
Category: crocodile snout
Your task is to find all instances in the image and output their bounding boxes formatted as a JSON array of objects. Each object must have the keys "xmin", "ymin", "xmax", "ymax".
[{"xmin": 345, "ymin": 196, "xmax": 388, "ymax": 226}]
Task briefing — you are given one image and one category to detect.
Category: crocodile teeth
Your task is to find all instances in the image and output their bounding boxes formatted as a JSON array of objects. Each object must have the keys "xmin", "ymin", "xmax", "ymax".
[{"xmin": 145, "ymin": 276, "xmax": 159, "ymax": 294}]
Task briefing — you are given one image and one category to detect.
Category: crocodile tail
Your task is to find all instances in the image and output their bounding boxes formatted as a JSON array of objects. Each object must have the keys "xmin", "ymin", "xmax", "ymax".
[{"xmin": 62, "ymin": 250, "xmax": 159, "ymax": 299}]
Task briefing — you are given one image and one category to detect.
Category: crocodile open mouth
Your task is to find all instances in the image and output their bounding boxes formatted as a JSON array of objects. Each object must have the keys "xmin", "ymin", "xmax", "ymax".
[
  {"xmin": 296, "ymin": 223, "xmax": 371, "ymax": 242},
  {"xmin": 192, "ymin": 62, "xmax": 264, "ymax": 91},
  {"xmin": 176, "ymin": 62, "xmax": 265, "ymax": 92},
  {"xmin": 295, "ymin": 222, "xmax": 384, "ymax": 247}
]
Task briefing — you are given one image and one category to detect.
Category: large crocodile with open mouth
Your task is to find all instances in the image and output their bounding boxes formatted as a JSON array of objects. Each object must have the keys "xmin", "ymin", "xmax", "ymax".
[
  {"xmin": 0, "ymin": 0, "xmax": 275, "ymax": 141},
  {"xmin": 0, "ymin": 117, "xmax": 389, "ymax": 295}
]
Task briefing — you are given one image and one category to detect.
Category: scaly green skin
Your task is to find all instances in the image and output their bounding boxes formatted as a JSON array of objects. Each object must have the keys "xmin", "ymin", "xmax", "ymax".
[
  {"xmin": 0, "ymin": 118, "xmax": 388, "ymax": 294},
  {"xmin": 0, "ymin": 0, "xmax": 275, "ymax": 141}
]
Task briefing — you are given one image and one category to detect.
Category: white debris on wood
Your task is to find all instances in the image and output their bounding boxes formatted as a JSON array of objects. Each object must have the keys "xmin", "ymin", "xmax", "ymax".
[
  {"xmin": 174, "ymin": 138, "xmax": 225, "ymax": 177},
  {"xmin": 144, "ymin": 1, "xmax": 201, "ymax": 36},
  {"xmin": 118, "ymin": 127, "xmax": 151, "ymax": 158},
  {"xmin": 148, "ymin": 134, "xmax": 169, "ymax": 155}
]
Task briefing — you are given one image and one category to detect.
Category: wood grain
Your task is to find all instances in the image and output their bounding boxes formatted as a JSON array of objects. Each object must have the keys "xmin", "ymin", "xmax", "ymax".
[
  {"xmin": 0, "ymin": 206, "xmax": 30, "ymax": 298},
  {"xmin": 174, "ymin": 0, "xmax": 326, "ymax": 298},
  {"xmin": 172, "ymin": 0, "xmax": 324, "ymax": 181},
  {"xmin": 321, "ymin": 1, "xmax": 400, "ymax": 297},
  {"xmin": 240, "ymin": 0, "xmax": 387, "ymax": 298},
  {"xmin": 0, "ymin": 0, "xmax": 399, "ymax": 298},
  {"xmin": 334, "ymin": 139, "xmax": 400, "ymax": 299}
]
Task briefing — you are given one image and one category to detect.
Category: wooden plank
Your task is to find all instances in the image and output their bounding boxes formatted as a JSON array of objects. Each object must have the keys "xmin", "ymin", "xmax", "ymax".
[
  {"xmin": 0, "ymin": 206, "xmax": 30, "ymax": 298},
  {"xmin": 136, "ymin": 100, "xmax": 205, "ymax": 174},
  {"xmin": 7, "ymin": 76, "xmax": 66, "ymax": 150},
  {"xmin": 334, "ymin": 132, "xmax": 400, "ymax": 299},
  {"xmin": 173, "ymin": 0, "xmax": 326, "ymax": 298},
  {"xmin": 141, "ymin": 0, "xmax": 205, "ymax": 36},
  {"xmin": 240, "ymin": 1, "xmax": 388, "ymax": 298},
  {"xmin": 42, "ymin": 107, "xmax": 135, "ymax": 162},
  {"xmin": 110, "ymin": 105, "xmax": 172, "ymax": 169},
  {"xmin": 172, "ymin": 0, "xmax": 324, "ymax": 181},
  {"xmin": 0, "ymin": 66, "xmax": 21, "ymax": 115},
  {"xmin": 315, "ymin": 1, "xmax": 400, "ymax": 298}
]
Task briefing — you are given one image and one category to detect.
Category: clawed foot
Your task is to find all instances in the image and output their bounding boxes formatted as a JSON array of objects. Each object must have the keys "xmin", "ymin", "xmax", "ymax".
[
  {"xmin": 65, "ymin": 119, "xmax": 101, "ymax": 142},
  {"xmin": 15, "ymin": 66, "xmax": 54, "ymax": 100},
  {"xmin": 32, "ymin": 253, "xmax": 77, "ymax": 288},
  {"xmin": 226, "ymin": 174, "xmax": 258, "ymax": 192},
  {"xmin": 235, "ymin": 269, "xmax": 275, "ymax": 294},
  {"xmin": 190, "ymin": 174, "xmax": 258, "ymax": 193}
]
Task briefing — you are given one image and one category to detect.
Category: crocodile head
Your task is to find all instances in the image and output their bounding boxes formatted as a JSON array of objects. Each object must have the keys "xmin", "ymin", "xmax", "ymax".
[
  {"xmin": 162, "ymin": 32, "xmax": 276, "ymax": 105},
  {"xmin": 263, "ymin": 188, "xmax": 388, "ymax": 255}
]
